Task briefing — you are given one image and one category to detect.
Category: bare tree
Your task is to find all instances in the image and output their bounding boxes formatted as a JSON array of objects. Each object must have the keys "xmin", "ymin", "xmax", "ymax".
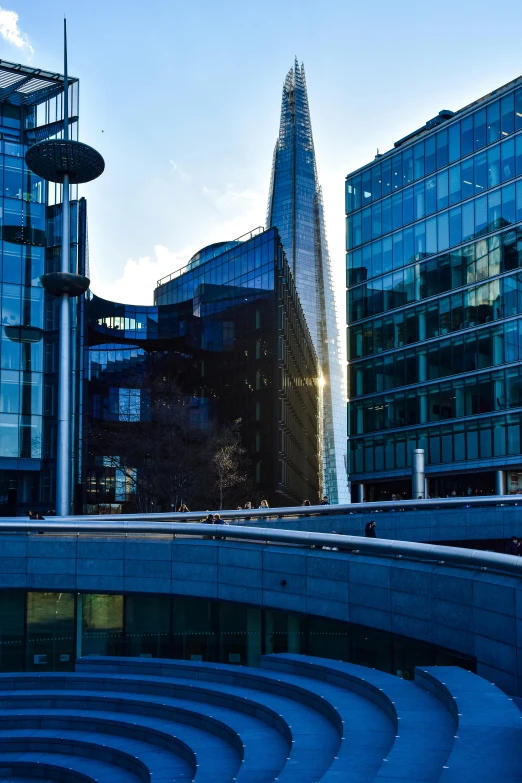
[{"xmin": 212, "ymin": 422, "xmax": 249, "ymax": 510}]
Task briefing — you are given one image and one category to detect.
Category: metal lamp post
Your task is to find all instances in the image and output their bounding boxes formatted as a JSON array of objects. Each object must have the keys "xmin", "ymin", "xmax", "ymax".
[{"xmin": 25, "ymin": 21, "xmax": 104, "ymax": 515}]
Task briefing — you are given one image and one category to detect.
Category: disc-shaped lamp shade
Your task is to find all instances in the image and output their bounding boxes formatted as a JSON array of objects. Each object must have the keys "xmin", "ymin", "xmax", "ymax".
[
  {"xmin": 40, "ymin": 272, "xmax": 90, "ymax": 297},
  {"xmin": 25, "ymin": 140, "xmax": 105, "ymax": 185},
  {"xmin": 4, "ymin": 325, "xmax": 43, "ymax": 344},
  {"xmin": 2, "ymin": 225, "xmax": 46, "ymax": 246}
]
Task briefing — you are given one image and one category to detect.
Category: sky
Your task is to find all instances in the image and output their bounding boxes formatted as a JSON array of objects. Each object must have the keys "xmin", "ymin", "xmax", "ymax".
[{"xmin": 2, "ymin": 0, "xmax": 522, "ymax": 313}]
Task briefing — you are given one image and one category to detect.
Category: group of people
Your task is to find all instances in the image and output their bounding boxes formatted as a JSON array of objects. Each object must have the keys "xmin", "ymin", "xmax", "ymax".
[
  {"xmin": 202, "ymin": 513, "xmax": 228, "ymax": 525},
  {"xmin": 237, "ymin": 500, "xmax": 270, "ymax": 511},
  {"xmin": 303, "ymin": 496, "xmax": 329, "ymax": 506},
  {"xmin": 28, "ymin": 509, "xmax": 55, "ymax": 520},
  {"xmin": 177, "ymin": 501, "xmax": 273, "ymax": 524},
  {"xmin": 176, "ymin": 501, "xmax": 271, "ymax": 517},
  {"xmin": 176, "ymin": 496, "xmax": 330, "ymax": 518}
]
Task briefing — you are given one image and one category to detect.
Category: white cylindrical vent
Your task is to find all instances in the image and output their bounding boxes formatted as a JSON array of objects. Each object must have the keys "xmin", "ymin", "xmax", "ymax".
[{"xmin": 412, "ymin": 449, "xmax": 426, "ymax": 499}]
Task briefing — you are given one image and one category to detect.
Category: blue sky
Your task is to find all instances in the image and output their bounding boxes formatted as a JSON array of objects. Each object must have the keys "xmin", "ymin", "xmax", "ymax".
[{"xmin": 2, "ymin": 0, "xmax": 522, "ymax": 306}]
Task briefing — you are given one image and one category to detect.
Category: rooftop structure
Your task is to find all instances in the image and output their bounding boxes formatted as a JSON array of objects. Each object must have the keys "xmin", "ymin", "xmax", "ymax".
[{"xmin": 0, "ymin": 58, "xmax": 77, "ymax": 106}]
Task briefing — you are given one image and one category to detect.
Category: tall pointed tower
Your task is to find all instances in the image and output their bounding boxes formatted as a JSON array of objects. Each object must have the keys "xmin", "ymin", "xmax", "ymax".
[{"xmin": 267, "ymin": 61, "xmax": 348, "ymax": 503}]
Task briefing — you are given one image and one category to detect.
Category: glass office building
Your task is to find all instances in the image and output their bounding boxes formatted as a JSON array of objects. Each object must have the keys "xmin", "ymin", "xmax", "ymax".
[
  {"xmin": 347, "ymin": 79, "xmax": 522, "ymax": 500},
  {"xmin": 0, "ymin": 61, "xmax": 84, "ymax": 515},
  {"xmin": 268, "ymin": 61, "xmax": 348, "ymax": 503},
  {"xmin": 85, "ymin": 227, "xmax": 319, "ymax": 509}
]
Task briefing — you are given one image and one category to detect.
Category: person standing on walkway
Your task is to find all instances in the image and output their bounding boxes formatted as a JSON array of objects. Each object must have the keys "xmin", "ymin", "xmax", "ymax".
[{"xmin": 365, "ymin": 520, "xmax": 377, "ymax": 538}]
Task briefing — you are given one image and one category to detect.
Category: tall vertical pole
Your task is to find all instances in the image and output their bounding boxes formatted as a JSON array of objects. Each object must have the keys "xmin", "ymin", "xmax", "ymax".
[{"xmin": 57, "ymin": 19, "xmax": 71, "ymax": 516}]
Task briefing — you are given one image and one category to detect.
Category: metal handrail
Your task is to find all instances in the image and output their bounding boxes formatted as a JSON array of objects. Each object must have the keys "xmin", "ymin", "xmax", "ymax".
[
  {"xmin": 24, "ymin": 495, "xmax": 521, "ymax": 525},
  {"xmin": 2, "ymin": 521, "xmax": 522, "ymax": 578}
]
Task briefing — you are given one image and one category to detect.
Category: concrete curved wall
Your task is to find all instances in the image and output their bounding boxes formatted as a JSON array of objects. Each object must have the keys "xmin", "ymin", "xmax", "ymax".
[
  {"xmin": 0, "ymin": 533, "xmax": 520, "ymax": 694},
  {"xmin": 238, "ymin": 504, "xmax": 522, "ymax": 542}
]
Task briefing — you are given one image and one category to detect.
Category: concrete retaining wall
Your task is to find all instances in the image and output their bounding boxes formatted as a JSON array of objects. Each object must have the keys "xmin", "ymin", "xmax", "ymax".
[{"xmin": 0, "ymin": 534, "xmax": 520, "ymax": 694}]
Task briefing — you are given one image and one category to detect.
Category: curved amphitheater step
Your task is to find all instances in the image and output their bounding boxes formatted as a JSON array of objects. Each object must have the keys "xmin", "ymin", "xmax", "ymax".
[
  {"xmin": 0, "ymin": 778, "xmax": 62, "ymax": 783},
  {"xmin": 0, "ymin": 673, "xmax": 291, "ymax": 782},
  {"xmin": 416, "ymin": 665, "xmax": 522, "ymax": 782},
  {"xmin": 76, "ymin": 657, "xmax": 379, "ymax": 781},
  {"xmin": 0, "ymin": 740, "xmax": 144, "ymax": 783},
  {"xmin": 0, "ymin": 671, "xmax": 337, "ymax": 783},
  {"xmin": 0, "ymin": 657, "xmax": 517, "ymax": 782},
  {"xmin": 76, "ymin": 655, "xmax": 522, "ymax": 782},
  {"xmin": 0, "ymin": 711, "xmax": 232, "ymax": 782},
  {"xmin": 262, "ymin": 653, "xmax": 457, "ymax": 782},
  {"xmin": 0, "ymin": 725, "xmax": 194, "ymax": 781},
  {"xmin": 0, "ymin": 763, "xmax": 95, "ymax": 783}
]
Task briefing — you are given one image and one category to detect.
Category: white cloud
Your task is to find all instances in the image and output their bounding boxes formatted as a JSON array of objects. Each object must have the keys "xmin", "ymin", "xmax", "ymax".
[
  {"xmin": 0, "ymin": 7, "xmax": 33, "ymax": 53},
  {"xmin": 92, "ymin": 244, "xmax": 197, "ymax": 305},
  {"xmin": 90, "ymin": 182, "xmax": 267, "ymax": 305},
  {"xmin": 202, "ymin": 183, "xmax": 259, "ymax": 210},
  {"xmin": 169, "ymin": 160, "xmax": 188, "ymax": 180}
]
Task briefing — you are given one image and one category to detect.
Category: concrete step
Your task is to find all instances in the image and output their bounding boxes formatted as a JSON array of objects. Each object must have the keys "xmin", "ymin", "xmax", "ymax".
[
  {"xmin": 0, "ymin": 749, "xmax": 140, "ymax": 783},
  {"xmin": 0, "ymin": 728, "xmax": 193, "ymax": 783},
  {"xmin": 0, "ymin": 778, "xmax": 53, "ymax": 783},
  {"xmin": 0, "ymin": 683, "xmax": 286, "ymax": 783},
  {"xmin": 0, "ymin": 762, "xmax": 94, "ymax": 783},
  {"xmin": 0, "ymin": 657, "xmax": 517, "ymax": 783},
  {"xmin": 262, "ymin": 654, "xmax": 456, "ymax": 782},
  {"xmin": 154, "ymin": 656, "xmax": 394, "ymax": 782},
  {"xmin": 74, "ymin": 661, "xmax": 344, "ymax": 782},
  {"xmin": 0, "ymin": 709, "xmax": 238, "ymax": 783},
  {"xmin": 416, "ymin": 665, "xmax": 522, "ymax": 783}
]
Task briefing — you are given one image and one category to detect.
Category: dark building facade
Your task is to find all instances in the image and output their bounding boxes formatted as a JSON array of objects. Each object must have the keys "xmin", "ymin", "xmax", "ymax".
[
  {"xmin": 85, "ymin": 227, "xmax": 319, "ymax": 510},
  {"xmin": 0, "ymin": 60, "xmax": 85, "ymax": 515},
  {"xmin": 347, "ymin": 77, "xmax": 522, "ymax": 500}
]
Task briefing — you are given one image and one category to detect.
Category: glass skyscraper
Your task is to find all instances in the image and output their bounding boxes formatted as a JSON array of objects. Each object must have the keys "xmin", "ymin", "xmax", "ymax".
[
  {"xmin": 267, "ymin": 61, "xmax": 348, "ymax": 503},
  {"xmin": 0, "ymin": 60, "xmax": 84, "ymax": 515},
  {"xmin": 85, "ymin": 227, "xmax": 319, "ymax": 510},
  {"xmin": 346, "ymin": 78, "xmax": 522, "ymax": 500}
]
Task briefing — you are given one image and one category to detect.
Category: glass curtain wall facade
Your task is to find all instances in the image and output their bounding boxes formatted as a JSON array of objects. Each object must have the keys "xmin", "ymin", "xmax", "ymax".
[
  {"xmin": 267, "ymin": 61, "xmax": 348, "ymax": 503},
  {"xmin": 85, "ymin": 227, "xmax": 319, "ymax": 509},
  {"xmin": 347, "ymin": 78, "xmax": 522, "ymax": 499},
  {"xmin": 0, "ymin": 589, "xmax": 473, "ymax": 677},
  {"xmin": 0, "ymin": 61, "xmax": 84, "ymax": 515}
]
